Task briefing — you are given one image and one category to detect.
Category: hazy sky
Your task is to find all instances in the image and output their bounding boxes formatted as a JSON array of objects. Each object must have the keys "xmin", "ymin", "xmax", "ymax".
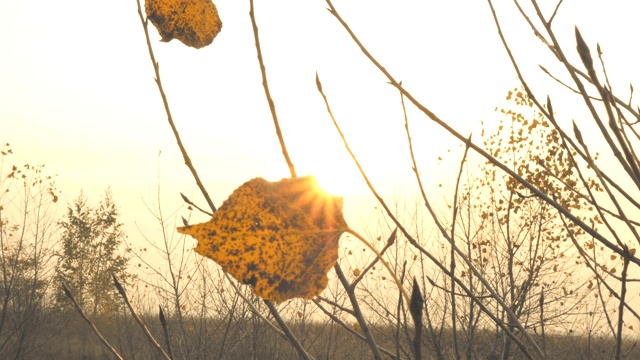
[{"xmin": 1, "ymin": 1, "xmax": 639, "ymax": 244}]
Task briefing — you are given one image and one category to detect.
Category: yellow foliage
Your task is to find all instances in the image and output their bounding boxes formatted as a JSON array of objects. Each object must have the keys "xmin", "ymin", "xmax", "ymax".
[
  {"xmin": 146, "ymin": 0, "xmax": 222, "ymax": 49},
  {"xmin": 178, "ymin": 176, "xmax": 348, "ymax": 303}
]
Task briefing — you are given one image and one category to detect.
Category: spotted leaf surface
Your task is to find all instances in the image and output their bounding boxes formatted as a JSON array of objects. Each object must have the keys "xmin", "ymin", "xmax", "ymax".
[
  {"xmin": 146, "ymin": 0, "xmax": 222, "ymax": 49},
  {"xmin": 178, "ymin": 176, "xmax": 348, "ymax": 303}
]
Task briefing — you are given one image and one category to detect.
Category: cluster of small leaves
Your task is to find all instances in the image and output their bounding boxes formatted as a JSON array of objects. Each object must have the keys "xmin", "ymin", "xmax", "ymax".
[
  {"xmin": 1, "ymin": 143, "xmax": 59, "ymax": 231},
  {"xmin": 457, "ymin": 88, "xmax": 605, "ymax": 327},
  {"xmin": 483, "ymin": 88, "xmax": 600, "ymax": 228},
  {"xmin": 5, "ymin": 164, "xmax": 58, "ymax": 203}
]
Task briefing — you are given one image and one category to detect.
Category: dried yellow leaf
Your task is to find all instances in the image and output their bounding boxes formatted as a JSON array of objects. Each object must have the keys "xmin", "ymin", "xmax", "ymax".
[
  {"xmin": 146, "ymin": 0, "xmax": 222, "ymax": 49},
  {"xmin": 178, "ymin": 176, "xmax": 348, "ymax": 303}
]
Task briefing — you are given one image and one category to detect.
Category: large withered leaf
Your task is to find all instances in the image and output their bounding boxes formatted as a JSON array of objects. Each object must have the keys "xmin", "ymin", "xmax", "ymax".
[
  {"xmin": 146, "ymin": 0, "xmax": 222, "ymax": 49},
  {"xmin": 178, "ymin": 176, "xmax": 348, "ymax": 303}
]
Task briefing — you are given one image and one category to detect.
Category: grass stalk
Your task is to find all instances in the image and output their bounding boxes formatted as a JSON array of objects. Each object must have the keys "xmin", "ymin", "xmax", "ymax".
[
  {"xmin": 158, "ymin": 306, "xmax": 175, "ymax": 360},
  {"xmin": 409, "ymin": 278, "xmax": 423, "ymax": 360},
  {"xmin": 539, "ymin": 291, "xmax": 547, "ymax": 356},
  {"xmin": 615, "ymin": 247, "xmax": 631, "ymax": 360}
]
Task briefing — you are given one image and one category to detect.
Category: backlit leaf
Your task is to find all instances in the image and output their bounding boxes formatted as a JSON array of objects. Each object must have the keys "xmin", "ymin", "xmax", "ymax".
[
  {"xmin": 178, "ymin": 176, "xmax": 348, "ymax": 303},
  {"xmin": 146, "ymin": 0, "xmax": 222, "ymax": 49}
]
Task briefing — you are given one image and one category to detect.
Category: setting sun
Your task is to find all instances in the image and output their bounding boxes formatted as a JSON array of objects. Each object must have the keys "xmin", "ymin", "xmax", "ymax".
[{"xmin": 312, "ymin": 164, "xmax": 367, "ymax": 197}]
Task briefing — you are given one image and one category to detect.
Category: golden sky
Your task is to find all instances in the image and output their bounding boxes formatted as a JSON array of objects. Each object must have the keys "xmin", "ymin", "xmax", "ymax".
[{"xmin": 1, "ymin": 0, "xmax": 639, "ymax": 239}]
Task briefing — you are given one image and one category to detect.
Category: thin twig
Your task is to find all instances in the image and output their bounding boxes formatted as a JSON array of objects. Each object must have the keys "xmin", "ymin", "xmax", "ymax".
[
  {"xmin": 502, "ymin": 0, "xmax": 640, "ymax": 257},
  {"xmin": 316, "ymin": 295, "xmax": 355, "ymax": 316},
  {"xmin": 316, "ymin": 68, "xmax": 538, "ymax": 359},
  {"xmin": 346, "ymin": 229, "xmax": 409, "ymax": 302},
  {"xmin": 572, "ymin": 122, "xmax": 634, "ymax": 248},
  {"xmin": 574, "ymin": 28, "xmax": 636, "ymax": 185},
  {"xmin": 263, "ymin": 300, "xmax": 313, "ymax": 360},
  {"xmin": 249, "ymin": 0, "xmax": 296, "ymax": 178},
  {"xmin": 615, "ymin": 246, "xmax": 630, "ymax": 360},
  {"xmin": 334, "ymin": 264, "xmax": 383, "ymax": 360},
  {"xmin": 351, "ymin": 228, "xmax": 397, "ymax": 288},
  {"xmin": 135, "ymin": 0, "xmax": 217, "ymax": 213},
  {"xmin": 225, "ymin": 278, "xmax": 288, "ymax": 338},
  {"xmin": 535, "ymin": 155, "xmax": 640, "ymax": 228},
  {"xmin": 136, "ymin": 0, "xmax": 306, "ymax": 355},
  {"xmin": 315, "ymin": 73, "xmax": 409, "ymax": 303},
  {"xmin": 532, "ymin": 0, "xmax": 640, "ymax": 190},
  {"xmin": 180, "ymin": 193, "xmax": 213, "ymax": 217},
  {"xmin": 395, "ymin": 262, "xmax": 407, "ymax": 360},
  {"xmin": 548, "ymin": 0, "xmax": 564, "ymax": 25},
  {"xmin": 448, "ymin": 137, "xmax": 471, "ymax": 360},
  {"xmin": 112, "ymin": 275, "xmax": 171, "ymax": 360},
  {"xmin": 62, "ymin": 283, "xmax": 124, "ymax": 360},
  {"xmin": 247, "ymin": 2, "xmax": 316, "ymax": 358},
  {"xmin": 542, "ymin": 84, "xmax": 640, "ymax": 221},
  {"xmin": 326, "ymin": 0, "xmax": 640, "ymax": 269},
  {"xmin": 558, "ymin": 214, "xmax": 640, "ymax": 324},
  {"xmin": 246, "ymin": 5, "xmax": 318, "ymax": 357},
  {"xmin": 312, "ymin": 299, "xmax": 401, "ymax": 359},
  {"xmin": 539, "ymin": 291, "xmax": 547, "ymax": 357},
  {"xmin": 400, "ymin": 81, "xmax": 464, "ymax": 359},
  {"xmin": 539, "ymin": 65, "xmax": 600, "ymax": 100}
]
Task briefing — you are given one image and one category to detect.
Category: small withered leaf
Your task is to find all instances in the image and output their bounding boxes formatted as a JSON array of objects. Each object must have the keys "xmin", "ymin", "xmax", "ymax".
[
  {"xmin": 146, "ymin": 0, "xmax": 222, "ymax": 49},
  {"xmin": 178, "ymin": 176, "xmax": 348, "ymax": 303}
]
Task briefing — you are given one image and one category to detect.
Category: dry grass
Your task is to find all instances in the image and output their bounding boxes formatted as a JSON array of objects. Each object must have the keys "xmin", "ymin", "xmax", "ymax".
[{"xmin": 3, "ymin": 310, "xmax": 637, "ymax": 359}]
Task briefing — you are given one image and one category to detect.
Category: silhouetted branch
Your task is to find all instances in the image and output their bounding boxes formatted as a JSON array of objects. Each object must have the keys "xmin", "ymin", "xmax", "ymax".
[
  {"xmin": 62, "ymin": 283, "xmax": 124, "ymax": 360},
  {"xmin": 158, "ymin": 306, "xmax": 175, "ymax": 360},
  {"xmin": 112, "ymin": 275, "xmax": 172, "ymax": 360},
  {"xmin": 249, "ymin": 0, "xmax": 297, "ymax": 178},
  {"xmin": 135, "ymin": 0, "xmax": 217, "ymax": 213}
]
